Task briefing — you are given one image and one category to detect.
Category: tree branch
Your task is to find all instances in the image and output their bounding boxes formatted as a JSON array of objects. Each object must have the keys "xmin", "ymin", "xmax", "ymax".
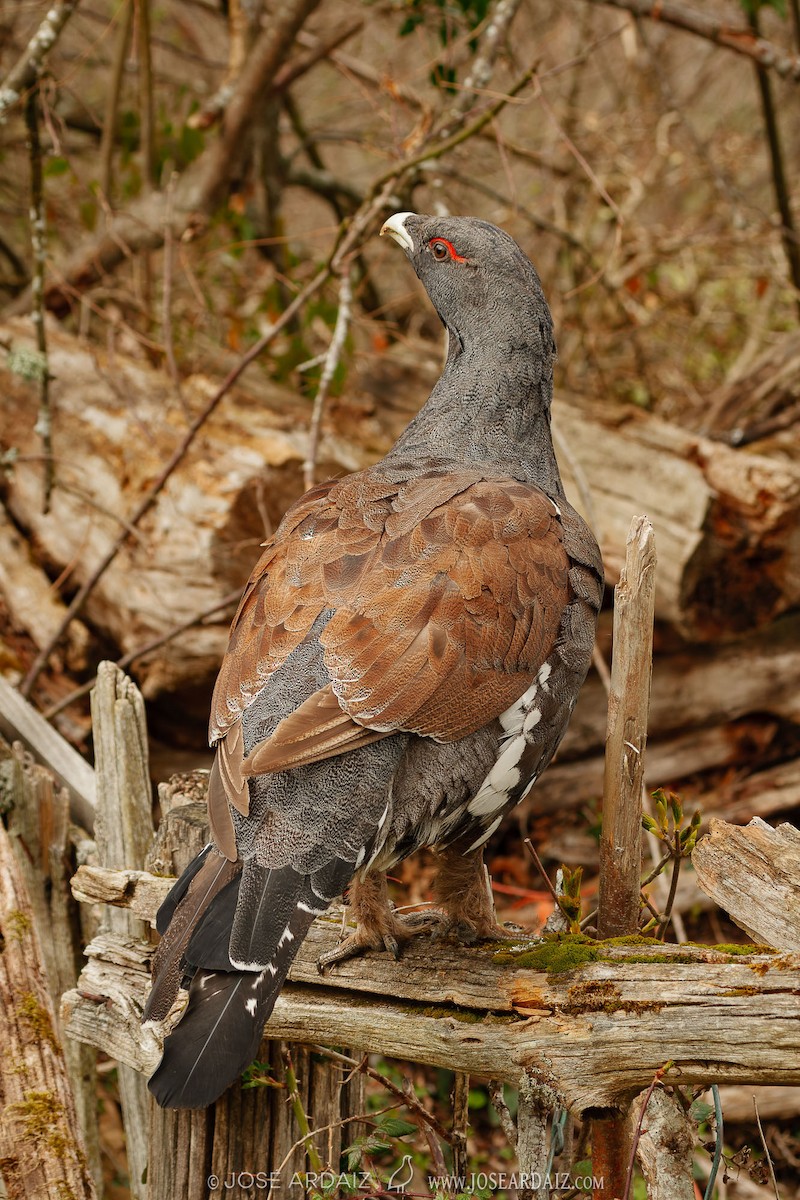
[
  {"xmin": 0, "ymin": 0, "xmax": 83, "ymax": 121},
  {"xmin": 587, "ymin": 0, "xmax": 800, "ymax": 79}
]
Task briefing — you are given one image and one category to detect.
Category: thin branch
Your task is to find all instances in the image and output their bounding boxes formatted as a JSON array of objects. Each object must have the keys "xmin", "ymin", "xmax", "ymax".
[
  {"xmin": 703, "ymin": 1085, "xmax": 723, "ymax": 1200},
  {"xmin": 309, "ymin": 1046, "xmax": 454, "ymax": 1147},
  {"xmin": 747, "ymin": 7, "xmax": 800, "ymax": 319},
  {"xmin": 161, "ymin": 172, "xmax": 186, "ymax": 410},
  {"xmin": 304, "ymin": 270, "xmax": 353, "ymax": 490},
  {"xmin": 523, "ymin": 837, "xmax": 578, "ymax": 930},
  {"xmin": 588, "ymin": 0, "xmax": 800, "ymax": 80},
  {"xmin": 42, "ymin": 589, "xmax": 241, "ymax": 720},
  {"xmin": 621, "ymin": 1065, "xmax": 673, "ymax": 1200},
  {"xmin": 18, "ymin": 263, "xmax": 328, "ymax": 698},
  {"xmin": 100, "ymin": 0, "xmax": 133, "ymax": 200},
  {"xmin": 489, "ymin": 1082, "xmax": 518, "ymax": 1148},
  {"xmin": 753, "ymin": 1095, "xmax": 781, "ymax": 1200},
  {"xmin": 439, "ymin": 0, "xmax": 526, "ymax": 132},
  {"xmin": 136, "ymin": 0, "xmax": 157, "ymax": 190},
  {"xmin": 24, "ymin": 86, "xmax": 54, "ymax": 513},
  {"xmin": 655, "ymin": 832, "xmax": 682, "ymax": 940},
  {"xmin": 0, "ymin": 0, "xmax": 83, "ymax": 121},
  {"xmin": 282, "ymin": 1047, "xmax": 323, "ymax": 1174}
]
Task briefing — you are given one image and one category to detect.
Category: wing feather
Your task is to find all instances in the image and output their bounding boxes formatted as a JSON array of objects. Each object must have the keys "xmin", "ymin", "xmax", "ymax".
[{"xmin": 209, "ymin": 467, "xmax": 572, "ymax": 778}]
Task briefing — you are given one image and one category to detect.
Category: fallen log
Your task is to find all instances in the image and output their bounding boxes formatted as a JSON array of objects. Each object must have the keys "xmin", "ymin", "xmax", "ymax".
[
  {"xmin": 1, "ymin": 317, "xmax": 373, "ymax": 703},
  {"xmin": 693, "ymin": 818, "xmax": 800, "ymax": 949},
  {"xmin": 3, "ymin": 319, "xmax": 800, "ymax": 709}
]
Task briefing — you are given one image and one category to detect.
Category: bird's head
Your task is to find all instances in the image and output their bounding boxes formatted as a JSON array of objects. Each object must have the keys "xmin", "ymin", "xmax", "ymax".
[{"xmin": 380, "ymin": 212, "xmax": 555, "ymax": 365}]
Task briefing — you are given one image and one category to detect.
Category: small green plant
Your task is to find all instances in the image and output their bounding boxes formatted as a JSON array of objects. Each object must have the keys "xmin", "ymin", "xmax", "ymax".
[{"xmin": 641, "ymin": 790, "xmax": 701, "ymax": 938}]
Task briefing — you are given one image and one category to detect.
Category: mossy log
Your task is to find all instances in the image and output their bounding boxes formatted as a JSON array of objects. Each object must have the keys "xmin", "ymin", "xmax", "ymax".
[{"xmin": 62, "ymin": 865, "xmax": 800, "ymax": 1116}]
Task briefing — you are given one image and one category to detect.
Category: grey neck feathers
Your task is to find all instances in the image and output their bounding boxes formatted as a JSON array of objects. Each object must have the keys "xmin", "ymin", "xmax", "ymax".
[{"xmin": 385, "ymin": 333, "xmax": 565, "ymax": 498}]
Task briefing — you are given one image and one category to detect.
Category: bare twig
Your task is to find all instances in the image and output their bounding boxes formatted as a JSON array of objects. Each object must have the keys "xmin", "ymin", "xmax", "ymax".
[
  {"xmin": 42, "ymin": 588, "xmax": 240, "ymax": 720},
  {"xmin": 655, "ymin": 832, "xmax": 682, "ymax": 940},
  {"xmin": 137, "ymin": 0, "xmax": 156, "ymax": 190},
  {"xmin": 282, "ymin": 1047, "xmax": 323, "ymax": 1174},
  {"xmin": 523, "ymin": 837, "xmax": 577, "ymax": 930},
  {"xmin": 100, "ymin": 0, "xmax": 133, "ymax": 200},
  {"xmin": 19, "ymin": 262, "xmax": 328, "ymax": 698},
  {"xmin": 588, "ymin": 0, "xmax": 800, "ymax": 79},
  {"xmin": 440, "ymin": 0, "xmax": 526, "ymax": 131},
  {"xmin": 747, "ymin": 8, "xmax": 800, "ymax": 319},
  {"xmin": 621, "ymin": 1064, "xmax": 673, "ymax": 1200},
  {"xmin": 0, "ymin": 0, "xmax": 83, "ymax": 121},
  {"xmin": 753, "ymin": 1095, "xmax": 781, "ymax": 1200},
  {"xmin": 160, "ymin": 172, "xmax": 186, "ymax": 408},
  {"xmin": 451, "ymin": 1072, "xmax": 470, "ymax": 1179},
  {"xmin": 24, "ymin": 86, "xmax": 54, "ymax": 513},
  {"xmin": 489, "ymin": 1082, "xmax": 518, "ymax": 1148},
  {"xmin": 309, "ymin": 1046, "xmax": 454, "ymax": 1147},
  {"xmin": 274, "ymin": 1101, "xmax": 399, "ymax": 1176},
  {"xmin": 304, "ymin": 269, "xmax": 353, "ymax": 490},
  {"xmin": 703, "ymin": 1085, "xmax": 723, "ymax": 1200}
]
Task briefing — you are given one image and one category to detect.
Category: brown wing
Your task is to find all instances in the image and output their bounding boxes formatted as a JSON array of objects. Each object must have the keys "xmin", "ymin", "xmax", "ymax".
[{"xmin": 210, "ymin": 467, "xmax": 569, "ymax": 782}]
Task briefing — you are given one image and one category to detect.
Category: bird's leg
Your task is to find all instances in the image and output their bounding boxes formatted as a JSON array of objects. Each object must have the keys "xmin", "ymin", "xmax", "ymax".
[
  {"xmin": 429, "ymin": 839, "xmax": 518, "ymax": 943},
  {"xmin": 317, "ymin": 869, "xmax": 440, "ymax": 971}
]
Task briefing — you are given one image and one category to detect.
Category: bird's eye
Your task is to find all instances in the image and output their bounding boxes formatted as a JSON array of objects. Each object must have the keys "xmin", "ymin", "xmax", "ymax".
[{"xmin": 430, "ymin": 239, "xmax": 451, "ymax": 261}]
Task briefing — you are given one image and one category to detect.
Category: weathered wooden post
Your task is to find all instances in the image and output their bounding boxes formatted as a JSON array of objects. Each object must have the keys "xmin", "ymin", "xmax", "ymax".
[
  {"xmin": 90, "ymin": 662, "xmax": 155, "ymax": 1198},
  {"xmin": 593, "ymin": 516, "xmax": 655, "ymax": 1198},
  {"xmin": 0, "ymin": 796, "xmax": 96, "ymax": 1198}
]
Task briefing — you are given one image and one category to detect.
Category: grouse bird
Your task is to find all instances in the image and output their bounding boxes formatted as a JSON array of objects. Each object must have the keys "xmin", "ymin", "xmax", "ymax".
[{"xmin": 145, "ymin": 213, "xmax": 604, "ymax": 1109}]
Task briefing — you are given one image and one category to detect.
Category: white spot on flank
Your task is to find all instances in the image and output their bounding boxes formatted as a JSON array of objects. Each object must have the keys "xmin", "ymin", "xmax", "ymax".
[
  {"xmin": 297, "ymin": 901, "xmax": 326, "ymax": 916},
  {"xmin": 355, "ymin": 846, "xmax": 366, "ymax": 868},
  {"xmin": 537, "ymin": 661, "xmax": 552, "ymax": 687},
  {"xmin": 468, "ymin": 737, "xmax": 525, "ymax": 817},
  {"xmin": 376, "ymin": 803, "xmax": 389, "ymax": 831},
  {"xmin": 245, "ymin": 997, "xmax": 258, "ymax": 1016},
  {"xmin": 523, "ymin": 707, "xmax": 542, "ymax": 733},
  {"xmin": 498, "ymin": 681, "xmax": 537, "ymax": 734},
  {"xmin": 550, "ymin": 498, "xmax": 562, "ymax": 518},
  {"xmin": 278, "ymin": 925, "xmax": 294, "ymax": 948}
]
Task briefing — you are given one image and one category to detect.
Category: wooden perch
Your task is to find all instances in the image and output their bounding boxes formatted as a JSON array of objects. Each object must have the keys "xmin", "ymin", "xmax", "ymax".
[
  {"xmin": 62, "ymin": 868, "xmax": 800, "ymax": 1114},
  {"xmin": 693, "ymin": 818, "xmax": 800, "ymax": 949},
  {"xmin": 0, "ymin": 817, "xmax": 96, "ymax": 1199}
]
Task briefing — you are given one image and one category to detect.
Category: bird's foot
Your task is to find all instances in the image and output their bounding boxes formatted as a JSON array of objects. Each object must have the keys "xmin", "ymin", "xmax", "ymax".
[{"xmin": 317, "ymin": 906, "xmax": 441, "ymax": 972}]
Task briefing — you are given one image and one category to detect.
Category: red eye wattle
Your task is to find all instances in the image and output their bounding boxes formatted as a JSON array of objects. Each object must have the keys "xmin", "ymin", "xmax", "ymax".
[{"xmin": 430, "ymin": 238, "xmax": 467, "ymax": 263}]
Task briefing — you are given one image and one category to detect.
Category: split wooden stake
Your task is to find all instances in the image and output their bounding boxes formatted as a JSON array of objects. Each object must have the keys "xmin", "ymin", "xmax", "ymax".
[{"xmin": 594, "ymin": 515, "xmax": 657, "ymax": 1200}]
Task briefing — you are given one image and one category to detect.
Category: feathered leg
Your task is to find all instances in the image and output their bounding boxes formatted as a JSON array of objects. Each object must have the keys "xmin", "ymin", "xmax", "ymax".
[
  {"xmin": 318, "ymin": 841, "xmax": 513, "ymax": 971},
  {"xmin": 430, "ymin": 838, "xmax": 511, "ymax": 941},
  {"xmin": 317, "ymin": 870, "xmax": 440, "ymax": 970}
]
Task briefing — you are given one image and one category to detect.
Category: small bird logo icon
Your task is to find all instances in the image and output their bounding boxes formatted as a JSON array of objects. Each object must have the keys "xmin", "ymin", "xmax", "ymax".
[{"xmin": 387, "ymin": 1154, "xmax": 414, "ymax": 1192}]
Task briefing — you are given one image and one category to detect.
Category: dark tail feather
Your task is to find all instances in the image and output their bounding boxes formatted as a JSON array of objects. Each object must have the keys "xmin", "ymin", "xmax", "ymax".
[
  {"xmin": 144, "ymin": 848, "xmax": 241, "ymax": 1022},
  {"xmin": 148, "ymin": 872, "xmax": 323, "ymax": 1108}
]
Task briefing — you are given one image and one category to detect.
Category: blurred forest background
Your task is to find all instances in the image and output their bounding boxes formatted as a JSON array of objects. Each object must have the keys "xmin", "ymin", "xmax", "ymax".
[{"xmin": 1, "ymin": 0, "xmax": 800, "ymax": 1196}]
